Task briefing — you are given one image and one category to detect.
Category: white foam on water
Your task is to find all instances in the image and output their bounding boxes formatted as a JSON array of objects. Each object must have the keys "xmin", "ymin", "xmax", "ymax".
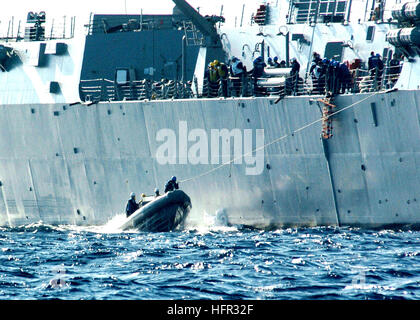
[
  {"xmin": 59, "ymin": 213, "xmax": 134, "ymax": 234},
  {"xmin": 185, "ymin": 210, "xmax": 238, "ymax": 234},
  {"xmin": 90, "ymin": 213, "xmax": 128, "ymax": 233}
]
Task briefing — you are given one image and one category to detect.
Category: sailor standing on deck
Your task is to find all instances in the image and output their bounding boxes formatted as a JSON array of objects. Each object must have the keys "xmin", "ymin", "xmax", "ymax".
[
  {"xmin": 126, "ymin": 192, "xmax": 139, "ymax": 217},
  {"xmin": 368, "ymin": 51, "xmax": 379, "ymax": 76},
  {"xmin": 164, "ymin": 176, "xmax": 179, "ymax": 193},
  {"xmin": 273, "ymin": 56, "xmax": 281, "ymax": 68},
  {"xmin": 215, "ymin": 60, "xmax": 229, "ymax": 97},
  {"xmin": 288, "ymin": 58, "xmax": 300, "ymax": 95},
  {"xmin": 252, "ymin": 56, "xmax": 266, "ymax": 95},
  {"xmin": 230, "ymin": 57, "xmax": 246, "ymax": 96}
]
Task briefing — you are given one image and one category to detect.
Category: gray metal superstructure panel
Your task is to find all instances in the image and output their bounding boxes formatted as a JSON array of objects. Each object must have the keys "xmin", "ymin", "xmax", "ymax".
[{"xmin": 81, "ymin": 30, "xmax": 200, "ymax": 82}]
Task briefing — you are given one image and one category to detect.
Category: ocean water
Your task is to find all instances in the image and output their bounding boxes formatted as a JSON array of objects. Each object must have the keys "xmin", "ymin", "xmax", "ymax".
[{"xmin": 0, "ymin": 214, "xmax": 419, "ymax": 300}]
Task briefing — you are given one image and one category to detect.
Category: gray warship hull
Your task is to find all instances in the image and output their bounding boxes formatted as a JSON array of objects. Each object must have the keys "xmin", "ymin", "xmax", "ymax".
[
  {"xmin": 0, "ymin": 89, "xmax": 419, "ymax": 229},
  {"xmin": 1, "ymin": 0, "xmax": 420, "ymax": 229}
]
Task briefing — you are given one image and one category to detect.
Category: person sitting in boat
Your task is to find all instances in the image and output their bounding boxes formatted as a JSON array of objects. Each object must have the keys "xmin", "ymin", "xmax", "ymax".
[
  {"xmin": 139, "ymin": 193, "xmax": 155, "ymax": 207},
  {"xmin": 139, "ymin": 193, "xmax": 147, "ymax": 207},
  {"xmin": 125, "ymin": 192, "xmax": 139, "ymax": 217},
  {"xmin": 164, "ymin": 176, "xmax": 179, "ymax": 193},
  {"xmin": 154, "ymin": 188, "xmax": 160, "ymax": 197}
]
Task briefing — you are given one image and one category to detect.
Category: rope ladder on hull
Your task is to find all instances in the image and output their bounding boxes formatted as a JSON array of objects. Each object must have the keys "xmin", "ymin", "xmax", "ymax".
[{"xmin": 318, "ymin": 97, "xmax": 337, "ymax": 139}]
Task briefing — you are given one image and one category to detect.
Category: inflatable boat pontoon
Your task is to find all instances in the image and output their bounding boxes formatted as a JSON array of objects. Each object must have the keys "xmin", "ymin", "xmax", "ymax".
[{"xmin": 121, "ymin": 190, "xmax": 191, "ymax": 232}]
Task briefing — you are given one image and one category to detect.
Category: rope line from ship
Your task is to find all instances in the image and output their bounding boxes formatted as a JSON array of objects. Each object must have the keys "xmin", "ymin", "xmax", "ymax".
[{"xmin": 179, "ymin": 89, "xmax": 394, "ymax": 184}]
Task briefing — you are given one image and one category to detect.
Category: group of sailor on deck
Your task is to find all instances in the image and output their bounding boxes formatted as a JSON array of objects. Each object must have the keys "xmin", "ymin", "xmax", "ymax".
[
  {"xmin": 203, "ymin": 44, "xmax": 403, "ymax": 98},
  {"xmin": 125, "ymin": 176, "xmax": 179, "ymax": 217}
]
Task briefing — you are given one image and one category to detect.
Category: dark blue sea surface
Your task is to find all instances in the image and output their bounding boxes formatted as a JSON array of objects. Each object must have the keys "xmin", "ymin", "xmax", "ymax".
[{"xmin": 0, "ymin": 222, "xmax": 419, "ymax": 300}]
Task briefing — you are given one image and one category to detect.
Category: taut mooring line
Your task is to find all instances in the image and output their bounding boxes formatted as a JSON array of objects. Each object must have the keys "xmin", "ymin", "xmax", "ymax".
[{"xmin": 180, "ymin": 90, "xmax": 384, "ymax": 184}]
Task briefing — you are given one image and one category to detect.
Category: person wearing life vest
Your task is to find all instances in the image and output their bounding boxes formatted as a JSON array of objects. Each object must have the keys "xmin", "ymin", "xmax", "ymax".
[
  {"xmin": 368, "ymin": 51, "xmax": 379, "ymax": 76},
  {"xmin": 375, "ymin": 53, "xmax": 384, "ymax": 88},
  {"xmin": 288, "ymin": 58, "xmax": 300, "ymax": 95},
  {"xmin": 215, "ymin": 60, "xmax": 229, "ymax": 97},
  {"xmin": 387, "ymin": 53, "xmax": 401, "ymax": 87},
  {"xmin": 309, "ymin": 52, "xmax": 322, "ymax": 93},
  {"xmin": 154, "ymin": 188, "xmax": 160, "ymax": 197},
  {"xmin": 252, "ymin": 56, "xmax": 266, "ymax": 79},
  {"xmin": 230, "ymin": 57, "xmax": 246, "ymax": 97},
  {"xmin": 138, "ymin": 193, "xmax": 147, "ymax": 207},
  {"xmin": 125, "ymin": 192, "xmax": 139, "ymax": 217},
  {"xmin": 206, "ymin": 62, "xmax": 220, "ymax": 97},
  {"xmin": 252, "ymin": 56, "xmax": 266, "ymax": 95},
  {"xmin": 273, "ymin": 56, "xmax": 281, "ymax": 68},
  {"xmin": 312, "ymin": 60, "xmax": 326, "ymax": 94},
  {"xmin": 336, "ymin": 62, "xmax": 350, "ymax": 94},
  {"xmin": 309, "ymin": 52, "xmax": 322, "ymax": 75},
  {"xmin": 208, "ymin": 62, "xmax": 219, "ymax": 83},
  {"xmin": 388, "ymin": 54, "xmax": 400, "ymax": 76},
  {"xmin": 164, "ymin": 176, "xmax": 179, "ymax": 193}
]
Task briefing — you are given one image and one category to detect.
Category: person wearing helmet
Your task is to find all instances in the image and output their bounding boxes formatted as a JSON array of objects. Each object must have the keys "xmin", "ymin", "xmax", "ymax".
[
  {"xmin": 154, "ymin": 188, "xmax": 160, "ymax": 197},
  {"xmin": 205, "ymin": 61, "xmax": 220, "ymax": 97},
  {"xmin": 273, "ymin": 56, "xmax": 281, "ymax": 68},
  {"xmin": 230, "ymin": 56, "xmax": 247, "ymax": 97},
  {"xmin": 125, "ymin": 192, "xmax": 139, "ymax": 217},
  {"xmin": 164, "ymin": 176, "xmax": 179, "ymax": 193},
  {"xmin": 139, "ymin": 193, "xmax": 150, "ymax": 207}
]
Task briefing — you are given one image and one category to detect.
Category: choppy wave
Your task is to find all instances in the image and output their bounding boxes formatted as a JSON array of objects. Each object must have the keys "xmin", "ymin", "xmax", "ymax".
[{"xmin": 0, "ymin": 219, "xmax": 419, "ymax": 300}]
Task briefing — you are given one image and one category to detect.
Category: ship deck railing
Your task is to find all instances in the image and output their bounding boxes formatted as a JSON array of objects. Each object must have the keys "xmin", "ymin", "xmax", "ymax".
[
  {"xmin": 78, "ymin": 64, "xmax": 402, "ymax": 102},
  {"xmin": 0, "ymin": 16, "xmax": 76, "ymax": 42},
  {"xmin": 79, "ymin": 79, "xmax": 194, "ymax": 102},
  {"xmin": 85, "ymin": 14, "xmax": 192, "ymax": 35}
]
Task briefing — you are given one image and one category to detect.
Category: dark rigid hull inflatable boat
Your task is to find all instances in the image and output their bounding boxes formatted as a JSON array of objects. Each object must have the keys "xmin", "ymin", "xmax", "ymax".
[{"xmin": 121, "ymin": 190, "xmax": 191, "ymax": 232}]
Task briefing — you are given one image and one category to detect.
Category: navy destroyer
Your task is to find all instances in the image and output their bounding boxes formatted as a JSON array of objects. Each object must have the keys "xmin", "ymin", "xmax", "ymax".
[{"xmin": 0, "ymin": 0, "xmax": 419, "ymax": 229}]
